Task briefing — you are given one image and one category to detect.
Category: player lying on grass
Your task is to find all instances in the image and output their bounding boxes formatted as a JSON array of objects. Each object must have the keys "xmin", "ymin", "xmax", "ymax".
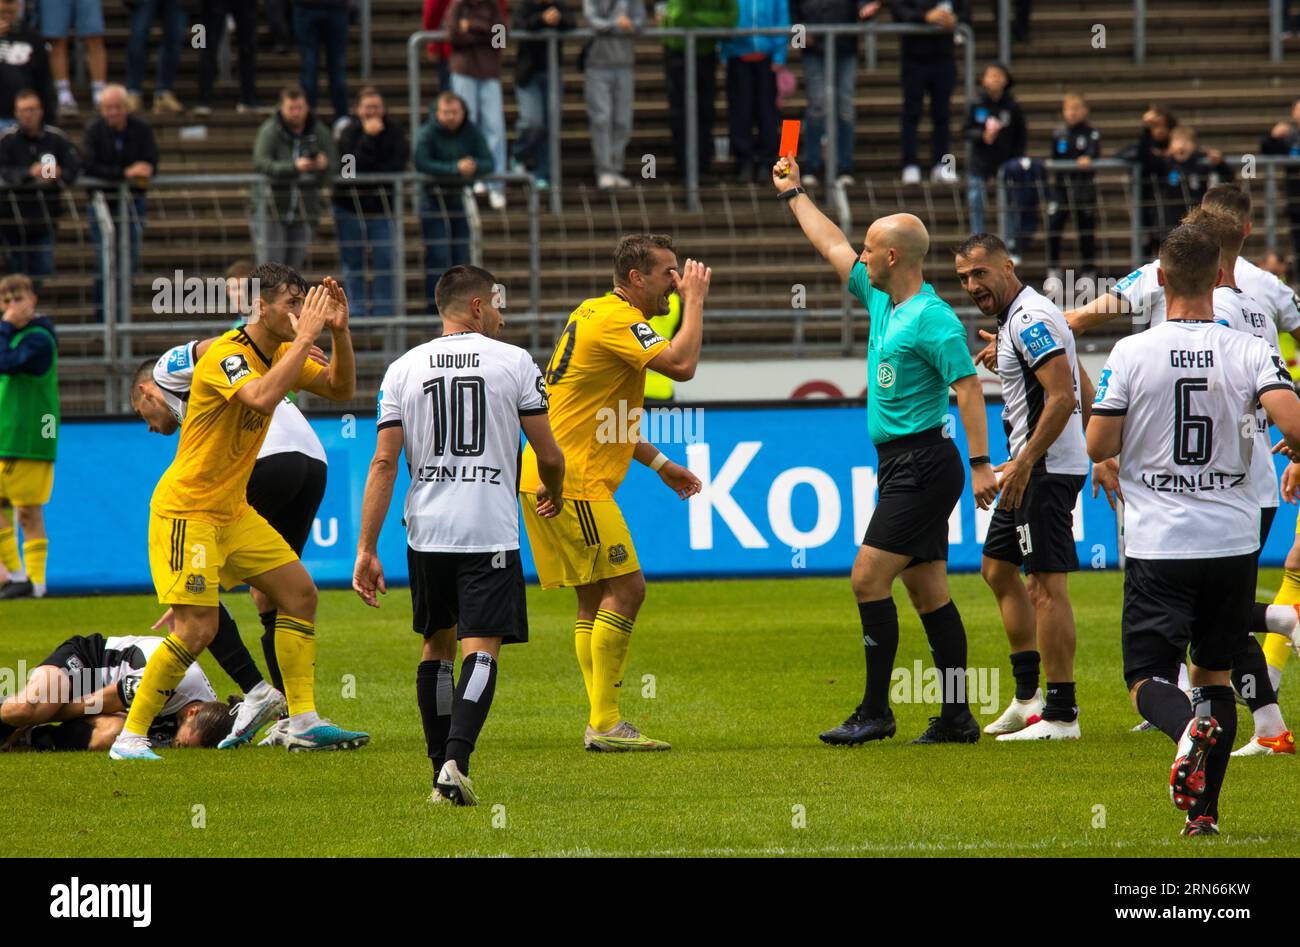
[
  {"xmin": 772, "ymin": 155, "xmax": 998, "ymax": 746},
  {"xmin": 131, "ymin": 332, "xmax": 333, "ymax": 746},
  {"xmin": 109, "ymin": 264, "xmax": 366, "ymax": 760},
  {"xmin": 0, "ymin": 633, "xmax": 235, "ymax": 751},
  {"xmin": 1087, "ymin": 224, "xmax": 1300, "ymax": 837},
  {"xmin": 353, "ymin": 265, "xmax": 566, "ymax": 805}
]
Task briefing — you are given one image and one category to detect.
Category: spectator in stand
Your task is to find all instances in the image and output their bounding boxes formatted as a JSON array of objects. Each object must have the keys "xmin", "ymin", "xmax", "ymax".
[
  {"xmin": 1141, "ymin": 125, "xmax": 1229, "ymax": 249},
  {"xmin": 662, "ymin": 0, "xmax": 736, "ymax": 182},
  {"xmin": 426, "ymin": 0, "xmax": 507, "ymax": 92},
  {"xmin": 962, "ymin": 62, "xmax": 1023, "ymax": 234},
  {"xmin": 1120, "ymin": 103, "xmax": 1176, "ymax": 256},
  {"xmin": 888, "ymin": 0, "xmax": 967, "ymax": 185},
  {"xmin": 1262, "ymin": 96, "xmax": 1300, "ymax": 265},
  {"xmin": 125, "ymin": 0, "xmax": 186, "ymax": 114},
  {"xmin": 194, "ymin": 0, "xmax": 258, "ymax": 114},
  {"xmin": 415, "ymin": 90, "xmax": 491, "ymax": 313},
  {"xmin": 333, "ymin": 86, "xmax": 407, "ymax": 318},
  {"xmin": 40, "ymin": 0, "xmax": 107, "ymax": 115},
  {"xmin": 82, "ymin": 84, "xmax": 157, "ymax": 321},
  {"xmin": 251, "ymin": 84, "xmax": 336, "ymax": 268},
  {"xmin": 1045, "ymin": 92, "xmax": 1100, "ymax": 283},
  {"xmin": 513, "ymin": 0, "xmax": 574, "ymax": 189},
  {"xmin": 794, "ymin": 0, "xmax": 878, "ymax": 190},
  {"xmin": 0, "ymin": 89, "xmax": 80, "ymax": 286},
  {"xmin": 264, "ymin": 0, "xmax": 292, "ymax": 54},
  {"xmin": 720, "ymin": 0, "xmax": 788, "ymax": 184},
  {"xmin": 295, "ymin": 0, "xmax": 350, "ymax": 130},
  {"xmin": 583, "ymin": 0, "xmax": 642, "ymax": 190},
  {"xmin": 0, "ymin": 0, "xmax": 57, "ymax": 130},
  {"xmin": 447, "ymin": 0, "xmax": 508, "ymax": 208}
]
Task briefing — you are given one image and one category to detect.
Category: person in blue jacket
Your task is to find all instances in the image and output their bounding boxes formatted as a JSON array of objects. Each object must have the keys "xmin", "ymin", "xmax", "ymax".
[{"xmin": 721, "ymin": 0, "xmax": 788, "ymax": 183}]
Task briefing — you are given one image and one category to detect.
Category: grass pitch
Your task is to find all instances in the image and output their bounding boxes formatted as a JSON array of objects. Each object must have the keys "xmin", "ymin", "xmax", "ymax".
[{"xmin": 3, "ymin": 571, "xmax": 1298, "ymax": 858}]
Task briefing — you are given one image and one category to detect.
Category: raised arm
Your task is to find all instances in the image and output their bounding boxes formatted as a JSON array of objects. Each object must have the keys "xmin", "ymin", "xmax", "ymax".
[
  {"xmin": 233, "ymin": 287, "xmax": 330, "ymax": 414},
  {"xmin": 645, "ymin": 259, "xmax": 710, "ymax": 382},
  {"xmin": 299, "ymin": 278, "xmax": 357, "ymax": 401},
  {"xmin": 770, "ymin": 156, "xmax": 859, "ymax": 283}
]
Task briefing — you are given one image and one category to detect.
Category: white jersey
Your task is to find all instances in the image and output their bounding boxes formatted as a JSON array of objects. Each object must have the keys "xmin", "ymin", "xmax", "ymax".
[
  {"xmin": 103, "ymin": 635, "xmax": 218, "ymax": 717},
  {"xmin": 377, "ymin": 332, "xmax": 548, "ymax": 553},
  {"xmin": 1114, "ymin": 256, "xmax": 1300, "ymax": 333},
  {"xmin": 1213, "ymin": 285, "xmax": 1281, "ymax": 508},
  {"xmin": 1092, "ymin": 319, "xmax": 1294, "ymax": 559},
  {"xmin": 153, "ymin": 341, "xmax": 327, "ymax": 463},
  {"xmin": 994, "ymin": 284, "xmax": 1089, "ymax": 474}
]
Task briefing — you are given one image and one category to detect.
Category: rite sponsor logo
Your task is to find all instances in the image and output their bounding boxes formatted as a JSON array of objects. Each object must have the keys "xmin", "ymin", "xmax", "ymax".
[{"xmin": 49, "ymin": 877, "xmax": 152, "ymax": 927}]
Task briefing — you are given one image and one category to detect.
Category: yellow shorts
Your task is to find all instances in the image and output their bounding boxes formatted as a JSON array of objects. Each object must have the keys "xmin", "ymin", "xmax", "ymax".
[
  {"xmin": 148, "ymin": 507, "xmax": 298, "ymax": 606},
  {"xmin": 0, "ymin": 459, "xmax": 54, "ymax": 507},
  {"xmin": 520, "ymin": 495, "xmax": 641, "ymax": 590}
]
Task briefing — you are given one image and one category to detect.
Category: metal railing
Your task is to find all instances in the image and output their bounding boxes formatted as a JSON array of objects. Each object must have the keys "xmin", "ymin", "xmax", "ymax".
[{"xmin": 407, "ymin": 22, "xmax": 976, "ymax": 215}]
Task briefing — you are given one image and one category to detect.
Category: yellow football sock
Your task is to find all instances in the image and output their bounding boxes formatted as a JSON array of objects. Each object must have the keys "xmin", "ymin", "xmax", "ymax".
[
  {"xmin": 22, "ymin": 537, "xmax": 47, "ymax": 588},
  {"xmin": 123, "ymin": 634, "xmax": 195, "ymax": 737},
  {"xmin": 590, "ymin": 609, "xmax": 633, "ymax": 731},
  {"xmin": 1274, "ymin": 569, "xmax": 1300, "ymax": 606},
  {"xmin": 274, "ymin": 615, "xmax": 317, "ymax": 716},
  {"xmin": 0, "ymin": 527, "xmax": 21, "ymax": 574},
  {"xmin": 574, "ymin": 618, "xmax": 594, "ymax": 705},
  {"xmin": 1264, "ymin": 632, "xmax": 1293, "ymax": 674}
]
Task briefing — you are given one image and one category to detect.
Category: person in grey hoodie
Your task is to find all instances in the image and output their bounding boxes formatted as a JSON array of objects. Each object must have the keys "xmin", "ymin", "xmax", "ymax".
[
  {"xmin": 251, "ymin": 84, "xmax": 338, "ymax": 268},
  {"xmin": 582, "ymin": 0, "xmax": 643, "ymax": 189}
]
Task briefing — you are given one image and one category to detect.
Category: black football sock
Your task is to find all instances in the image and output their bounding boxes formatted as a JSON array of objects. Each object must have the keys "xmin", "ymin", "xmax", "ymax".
[
  {"xmin": 445, "ymin": 651, "xmax": 498, "ymax": 776},
  {"xmin": 1135, "ymin": 678, "xmax": 1193, "ymax": 743},
  {"xmin": 920, "ymin": 600, "xmax": 972, "ymax": 722},
  {"xmin": 0, "ymin": 718, "xmax": 15, "ymax": 743},
  {"xmin": 209, "ymin": 602, "xmax": 264, "ymax": 693},
  {"xmin": 1188, "ymin": 685, "xmax": 1237, "ymax": 823},
  {"xmin": 417, "ymin": 658, "xmax": 455, "ymax": 774},
  {"xmin": 1231, "ymin": 634, "xmax": 1279, "ymax": 712},
  {"xmin": 259, "ymin": 610, "xmax": 284, "ymax": 693},
  {"xmin": 1249, "ymin": 602, "xmax": 1271, "ymax": 634},
  {"xmin": 1010, "ymin": 649, "xmax": 1041, "ymax": 701},
  {"xmin": 858, "ymin": 598, "xmax": 900, "ymax": 718},
  {"xmin": 1043, "ymin": 681, "xmax": 1078, "ymax": 722}
]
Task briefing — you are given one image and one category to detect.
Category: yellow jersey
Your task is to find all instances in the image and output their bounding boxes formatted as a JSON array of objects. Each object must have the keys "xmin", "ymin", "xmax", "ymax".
[
  {"xmin": 150, "ymin": 327, "xmax": 323, "ymax": 525},
  {"xmin": 519, "ymin": 290, "xmax": 670, "ymax": 500}
]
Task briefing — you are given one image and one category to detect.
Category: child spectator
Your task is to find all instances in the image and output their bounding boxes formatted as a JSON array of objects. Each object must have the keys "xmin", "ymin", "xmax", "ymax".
[
  {"xmin": 1046, "ymin": 92, "xmax": 1100, "ymax": 281},
  {"xmin": 962, "ymin": 62, "xmax": 1024, "ymax": 234}
]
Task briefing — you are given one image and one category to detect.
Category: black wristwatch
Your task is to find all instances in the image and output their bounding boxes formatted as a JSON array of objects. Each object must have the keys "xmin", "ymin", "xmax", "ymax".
[
  {"xmin": 969, "ymin": 455, "xmax": 991, "ymax": 468},
  {"xmin": 778, "ymin": 186, "xmax": 806, "ymax": 202}
]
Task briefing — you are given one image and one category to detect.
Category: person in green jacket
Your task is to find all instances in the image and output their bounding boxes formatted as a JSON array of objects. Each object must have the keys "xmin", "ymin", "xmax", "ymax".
[
  {"xmin": 0, "ymin": 274, "xmax": 59, "ymax": 600},
  {"xmin": 251, "ymin": 84, "xmax": 338, "ymax": 269},
  {"xmin": 415, "ymin": 91, "xmax": 494, "ymax": 314},
  {"xmin": 662, "ymin": 0, "xmax": 737, "ymax": 180}
]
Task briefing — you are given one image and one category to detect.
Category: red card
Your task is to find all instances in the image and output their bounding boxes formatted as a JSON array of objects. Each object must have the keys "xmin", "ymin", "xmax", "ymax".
[{"xmin": 779, "ymin": 120, "xmax": 800, "ymax": 160}]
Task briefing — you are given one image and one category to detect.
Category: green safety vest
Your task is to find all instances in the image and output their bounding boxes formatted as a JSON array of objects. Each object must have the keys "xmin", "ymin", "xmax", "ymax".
[
  {"xmin": 644, "ymin": 292, "xmax": 682, "ymax": 401},
  {"xmin": 0, "ymin": 322, "xmax": 59, "ymax": 461}
]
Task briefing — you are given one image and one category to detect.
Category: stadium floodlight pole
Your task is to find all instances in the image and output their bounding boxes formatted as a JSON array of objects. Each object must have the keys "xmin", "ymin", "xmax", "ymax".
[
  {"xmin": 1272, "ymin": 0, "xmax": 1284, "ymax": 63},
  {"xmin": 1133, "ymin": 0, "xmax": 1146, "ymax": 66},
  {"xmin": 546, "ymin": 34, "xmax": 562, "ymax": 215},
  {"xmin": 685, "ymin": 31, "xmax": 699, "ymax": 213},
  {"xmin": 997, "ymin": 0, "xmax": 1011, "ymax": 65}
]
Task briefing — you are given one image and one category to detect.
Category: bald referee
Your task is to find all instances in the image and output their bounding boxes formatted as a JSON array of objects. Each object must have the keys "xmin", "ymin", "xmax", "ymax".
[{"xmin": 773, "ymin": 156, "xmax": 999, "ymax": 745}]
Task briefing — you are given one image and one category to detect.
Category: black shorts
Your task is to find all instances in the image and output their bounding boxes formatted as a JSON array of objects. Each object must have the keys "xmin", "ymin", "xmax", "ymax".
[
  {"xmin": 1259, "ymin": 504, "xmax": 1278, "ymax": 556},
  {"xmin": 863, "ymin": 427, "xmax": 964, "ymax": 567},
  {"xmin": 407, "ymin": 547, "xmax": 529, "ymax": 644},
  {"xmin": 37, "ymin": 634, "xmax": 109, "ymax": 698},
  {"xmin": 983, "ymin": 472, "xmax": 1085, "ymax": 574},
  {"xmin": 246, "ymin": 452, "xmax": 328, "ymax": 555},
  {"xmin": 1121, "ymin": 555, "xmax": 1256, "ymax": 690}
]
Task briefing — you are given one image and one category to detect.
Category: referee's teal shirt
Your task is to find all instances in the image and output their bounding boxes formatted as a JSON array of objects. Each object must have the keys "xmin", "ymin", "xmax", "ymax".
[{"xmin": 848, "ymin": 261, "xmax": 977, "ymax": 445}]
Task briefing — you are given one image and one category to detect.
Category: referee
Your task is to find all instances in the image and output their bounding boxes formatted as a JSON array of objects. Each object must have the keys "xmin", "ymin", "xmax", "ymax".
[{"xmin": 773, "ymin": 156, "xmax": 998, "ymax": 745}]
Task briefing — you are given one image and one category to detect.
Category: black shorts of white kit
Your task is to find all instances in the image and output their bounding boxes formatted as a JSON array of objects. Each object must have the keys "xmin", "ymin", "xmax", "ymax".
[
  {"xmin": 246, "ymin": 451, "xmax": 328, "ymax": 555},
  {"xmin": 37, "ymin": 634, "xmax": 109, "ymax": 698},
  {"xmin": 1258, "ymin": 505, "xmax": 1278, "ymax": 562},
  {"xmin": 863, "ymin": 427, "xmax": 965, "ymax": 567},
  {"xmin": 407, "ymin": 547, "xmax": 529, "ymax": 644},
  {"xmin": 983, "ymin": 472, "xmax": 1085, "ymax": 574},
  {"xmin": 1121, "ymin": 554, "xmax": 1256, "ymax": 690}
]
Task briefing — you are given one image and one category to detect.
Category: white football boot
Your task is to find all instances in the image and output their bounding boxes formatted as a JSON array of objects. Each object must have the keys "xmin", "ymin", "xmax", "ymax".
[
  {"xmin": 996, "ymin": 716, "xmax": 1081, "ymax": 741},
  {"xmin": 983, "ymin": 688, "xmax": 1043, "ymax": 735}
]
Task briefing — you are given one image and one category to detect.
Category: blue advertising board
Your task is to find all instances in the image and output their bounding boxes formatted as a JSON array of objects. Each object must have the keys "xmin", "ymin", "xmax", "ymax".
[{"xmin": 37, "ymin": 402, "xmax": 1298, "ymax": 594}]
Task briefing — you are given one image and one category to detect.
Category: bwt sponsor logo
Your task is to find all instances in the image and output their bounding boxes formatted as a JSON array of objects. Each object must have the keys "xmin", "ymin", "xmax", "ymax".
[
  {"xmin": 50, "ymin": 878, "xmax": 152, "ymax": 927},
  {"xmin": 683, "ymin": 438, "xmax": 1084, "ymax": 550}
]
